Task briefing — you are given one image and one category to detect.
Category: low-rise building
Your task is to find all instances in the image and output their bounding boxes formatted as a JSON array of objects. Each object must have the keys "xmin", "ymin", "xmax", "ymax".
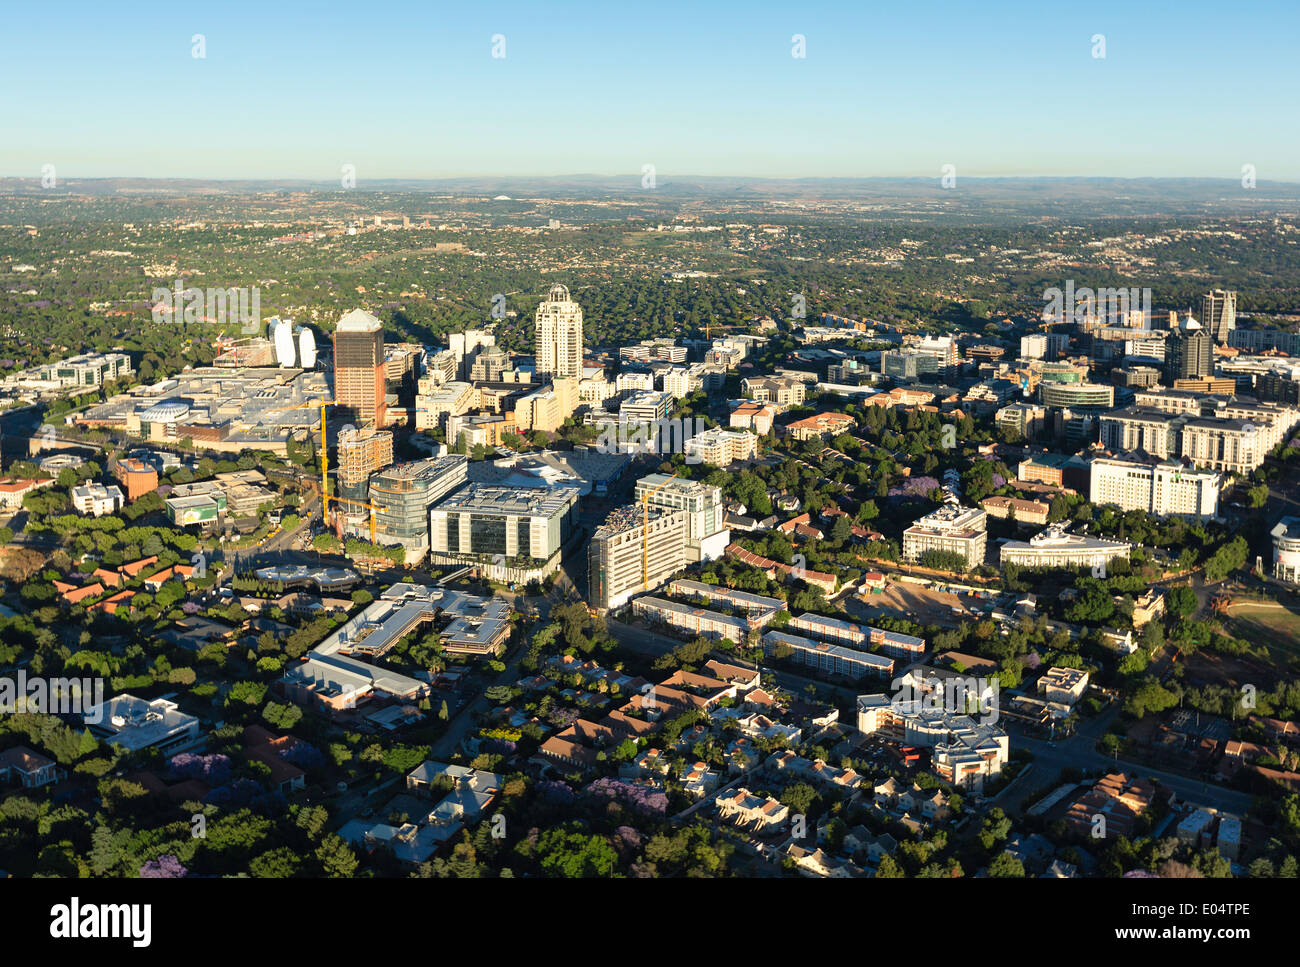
[
  {"xmin": 787, "ymin": 612, "xmax": 926, "ymax": 661},
  {"xmin": 1000, "ymin": 526, "xmax": 1131, "ymax": 570},
  {"xmin": 1037, "ymin": 667, "xmax": 1089, "ymax": 705},
  {"xmin": 70, "ymin": 483, "xmax": 124, "ymax": 517},
  {"xmin": 763, "ymin": 629, "xmax": 894, "ymax": 680},
  {"xmin": 683, "ymin": 427, "xmax": 757, "ymax": 467},
  {"xmin": 980, "ymin": 496, "xmax": 1050, "ymax": 525},
  {"xmin": 729, "ymin": 401, "xmax": 777, "ymax": 435},
  {"xmin": 82, "ymin": 694, "xmax": 201, "ymax": 754},
  {"xmin": 715, "ymin": 786, "xmax": 789, "ymax": 831},
  {"xmin": 784, "ymin": 412, "xmax": 856, "ymax": 442}
]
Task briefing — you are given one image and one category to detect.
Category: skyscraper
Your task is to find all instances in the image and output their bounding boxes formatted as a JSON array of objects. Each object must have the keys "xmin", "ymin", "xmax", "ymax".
[
  {"xmin": 1200, "ymin": 290, "xmax": 1237, "ymax": 344},
  {"xmin": 332, "ymin": 308, "xmax": 386, "ymax": 427},
  {"xmin": 534, "ymin": 284, "xmax": 583, "ymax": 381},
  {"xmin": 1164, "ymin": 315, "xmax": 1213, "ymax": 384}
]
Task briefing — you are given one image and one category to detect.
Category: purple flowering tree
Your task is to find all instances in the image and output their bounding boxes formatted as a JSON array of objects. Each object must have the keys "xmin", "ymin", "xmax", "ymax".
[
  {"xmin": 169, "ymin": 753, "xmax": 232, "ymax": 784},
  {"xmin": 140, "ymin": 855, "xmax": 187, "ymax": 878}
]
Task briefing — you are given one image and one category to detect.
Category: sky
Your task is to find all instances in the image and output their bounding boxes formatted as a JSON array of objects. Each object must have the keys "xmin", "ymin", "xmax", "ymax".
[{"xmin": 2, "ymin": 0, "xmax": 1298, "ymax": 182}]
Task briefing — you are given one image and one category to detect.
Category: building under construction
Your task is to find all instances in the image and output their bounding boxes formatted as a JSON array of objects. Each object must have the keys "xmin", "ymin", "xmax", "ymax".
[{"xmin": 588, "ymin": 503, "xmax": 689, "ymax": 612}]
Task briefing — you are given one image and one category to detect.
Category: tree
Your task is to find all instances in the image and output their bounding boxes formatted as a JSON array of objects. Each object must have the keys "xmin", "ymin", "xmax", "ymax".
[
  {"xmin": 316, "ymin": 834, "xmax": 359, "ymax": 878},
  {"xmin": 987, "ymin": 851, "xmax": 1026, "ymax": 877},
  {"xmin": 874, "ymin": 854, "xmax": 905, "ymax": 878},
  {"xmin": 250, "ymin": 848, "xmax": 301, "ymax": 878}
]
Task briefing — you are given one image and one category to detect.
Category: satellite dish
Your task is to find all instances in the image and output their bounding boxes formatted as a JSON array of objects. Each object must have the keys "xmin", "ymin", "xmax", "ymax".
[
  {"xmin": 298, "ymin": 327, "xmax": 317, "ymax": 368},
  {"xmin": 274, "ymin": 320, "xmax": 296, "ymax": 367}
]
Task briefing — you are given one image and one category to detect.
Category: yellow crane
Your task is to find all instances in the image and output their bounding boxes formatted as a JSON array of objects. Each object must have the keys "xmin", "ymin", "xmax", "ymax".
[
  {"xmin": 289, "ymin": 399, "xmax": 342, "ymax": 523},
  {"xmin": 321, "ymin": 494, "xmax": 382, "ymax": 545},
  {"xmin": 641, "ymin": 472, "xmax": 678, "ymax": 590}
]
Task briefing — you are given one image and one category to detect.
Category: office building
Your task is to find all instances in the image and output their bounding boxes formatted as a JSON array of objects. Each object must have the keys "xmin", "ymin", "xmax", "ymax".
[
  {"xmin": 429, "ymin": 483, "xmax": 579, "ymax": 566},
  {"xmin": 741, "ymin": 375, "xmax": 807, "ymax": 409},
  {"xmin": 33, "ymin": 352, "xmax": 133, "ymax": 389},
  {"xmin": 113, "ymin": 457, "xmax": 159, "ymax": 501},
  {"xmin": 333, "ymin": 308, "xmax": 387, "ymax": 426},
  {"xmin": 620, "ymin": 390, "xmax": 675, "ymax": 425},
  {"xmin": 1020, "ymin": 333, "xmax": 1069, "ymax": 360},
  {"xmin": 588, "ymin": 504, "xmax": 689, "ymax": 611},
  {"xmin": 999, "ymin": 526, "xmax": 1131, "ymax": 570},
  {"xmin": 1229, "ymin": 328, "xmax": 1300, "ymax": 356},
  {"xmin": 1271, "ymin": 517, "xmax": 1300, "ymax": 584},
  {"xmin": 996, "ymin": 402, "xmax": 1050, "ymax": 439},
  {"xmin": 902, "ymin": 505, "xmax": 987, "ymax": 568},
  {"xmin": 882, "ymin": 351, "xmax": 938, "ymax": 382},
  {"xmin": 70, "ymin": 483, "xmax": 125, "ymax": 517},
  {"xmin": 1201, "ymin": 290, "xmax": 1237, "ymax": 344},
  {"xmin": 856, "ymin": 695, "xmax": 1008, "ymax": 793},
  {"xmin": 82, "ymin": 695, "xmax": 201, "ymax": 755},
  {"xmin": 1038, "ymin": 381, "xmax": 1114, "ymax": 409},
  {"xmin": 415, "ymin": 379, "xmax": 475, "ymax": 431},
  {"xmin": 1098, "ymin": 407, "xmax": 1182, "ymax": 460},
  {"xmin": 534, "ymin": 284, "xmax": 584, "ymax": 382},
  {"xmin": 368, "ymin": 456, "xmax": 469, "ymax": 561},
  {"xmin": 1017, "ymin": 453, "xmax": 1091, "ymax": 491},
  {"xmin": 1089, "ymin": 457, "xmax": 1220, "ymax": 518},
  {"xmin": 1164, "ymin": 316, "xmax": 1213, "ymax": 383}
]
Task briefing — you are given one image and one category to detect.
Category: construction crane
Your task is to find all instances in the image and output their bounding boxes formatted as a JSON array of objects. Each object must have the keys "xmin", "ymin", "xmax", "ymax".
[
  {"xmin": 641, "ymin": 472, "xmax": 678, "ymax": 590},
  {"xmin": 322, "ymin": 494, "xmax": 382, "ymax": 544},
  {"xmin": 289, "ymin": 399, "xmax": 342, "ymax": 523}
]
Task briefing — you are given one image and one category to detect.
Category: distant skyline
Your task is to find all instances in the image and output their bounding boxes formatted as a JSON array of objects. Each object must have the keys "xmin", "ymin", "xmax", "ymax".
[{"xmin": 3, "ymin": 0, "xmax": 1299, "ymax": 182}]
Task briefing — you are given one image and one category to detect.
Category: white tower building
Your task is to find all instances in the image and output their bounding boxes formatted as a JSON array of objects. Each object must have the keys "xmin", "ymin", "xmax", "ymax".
[{"xmin": 534, "ymin": 284, "xmax": 584, "ymax": 382}]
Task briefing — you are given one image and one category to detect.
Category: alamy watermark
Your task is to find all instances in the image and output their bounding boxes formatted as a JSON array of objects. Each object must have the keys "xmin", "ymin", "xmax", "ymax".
[
  {"xmin": 151, "ymin": 279, "xmax": 261, "ymax": 334},
  {"xmin": 596, "ymin": 417, "xmax": 708, "ymax": 462},
  {"xmin": 0, "ymin": 672, "xmax": 106, "ymax": 723},
  {"xmin": 890, "ymin": 673, "xmax": 1000, "ymax": 726},
  {"xmin": 1043, "ymin": 280, "xmax": 1151, "ymax": 326}
]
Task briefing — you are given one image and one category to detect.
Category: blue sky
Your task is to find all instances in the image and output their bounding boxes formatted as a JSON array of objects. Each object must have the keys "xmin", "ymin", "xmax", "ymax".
[{"xmin": 3, "ymin": 0, "xmax": 1298, "ymax": 180}]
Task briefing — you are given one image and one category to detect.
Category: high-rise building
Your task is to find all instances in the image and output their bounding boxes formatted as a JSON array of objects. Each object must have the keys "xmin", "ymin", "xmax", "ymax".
[
  {"xmin": 1164, "ymin": 316, "xmax": 1213, "ymax": 384},
  {"xmin": 428, "ymin": 484, "xmax": 580, "ymax": 566},
  {"xmin": 535, "ymin": 284, "xmax": 584, "ymax": 382},
  {"xmin": 336, "ymin": 428, "xmax": 394, "ymax": 506},
  {"xmin": 634, "ymin": 473, "xmax": 729, "ymax": 561},
  {"xmin": 332, "ymin": 309, "xmax": 387, "ymax": 427},
  {"xmin": 588, "ymin": 504, "xmax": 689, "ymax": 611},
  {"xmin": 368, "ymin": 456, "xmax": 469, "ymax": 561},
  {"xmin": 1088, "ymin": 458, "xmax": 1221, "ymax": 519},
  {"xmin": 449, "ymin": 329, "xmax": 495, "ymax": 380},
  {"xmin": 1201, "ymin": 290, "xmax": 1237, "ymax": 344}
]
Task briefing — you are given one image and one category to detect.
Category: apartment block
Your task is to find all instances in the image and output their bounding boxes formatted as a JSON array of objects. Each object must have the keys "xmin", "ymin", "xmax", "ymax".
[
  {"xmin": 762, "ymin": 629, "xmax": 894, "ymax": 680},
  {"xmin": 683, "ymin": 427, "xmax": 756, "ymax": 467},
  {"xmin": 588, "ymin": 504, "xmax": 689, "ymax": 611},
  {"xmin": 634, "ymin": 473, "xmax": 729, "ymax": 561},
  {"xmin": 787, "ymin": 612, "xmax": 926, "ymax": 661},
  {"xmin": 1089, "ymin": 457, "xmax": 1220, "ymax": 518},
  {"xmin": 902, "ymin": 505, "xmax": 987, "ymax": 568}
]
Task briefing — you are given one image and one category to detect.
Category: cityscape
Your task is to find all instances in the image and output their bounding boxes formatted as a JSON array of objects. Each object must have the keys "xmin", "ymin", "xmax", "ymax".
[{"xmin": 1, "ymin": 0, "xmax": 1298, "ymax": 943}]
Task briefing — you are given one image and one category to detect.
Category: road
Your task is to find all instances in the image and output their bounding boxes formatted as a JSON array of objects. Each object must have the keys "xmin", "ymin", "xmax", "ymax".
[{"xmin": 1001, "ymin": 707, "xmax": 1256, "ymax": 817}]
